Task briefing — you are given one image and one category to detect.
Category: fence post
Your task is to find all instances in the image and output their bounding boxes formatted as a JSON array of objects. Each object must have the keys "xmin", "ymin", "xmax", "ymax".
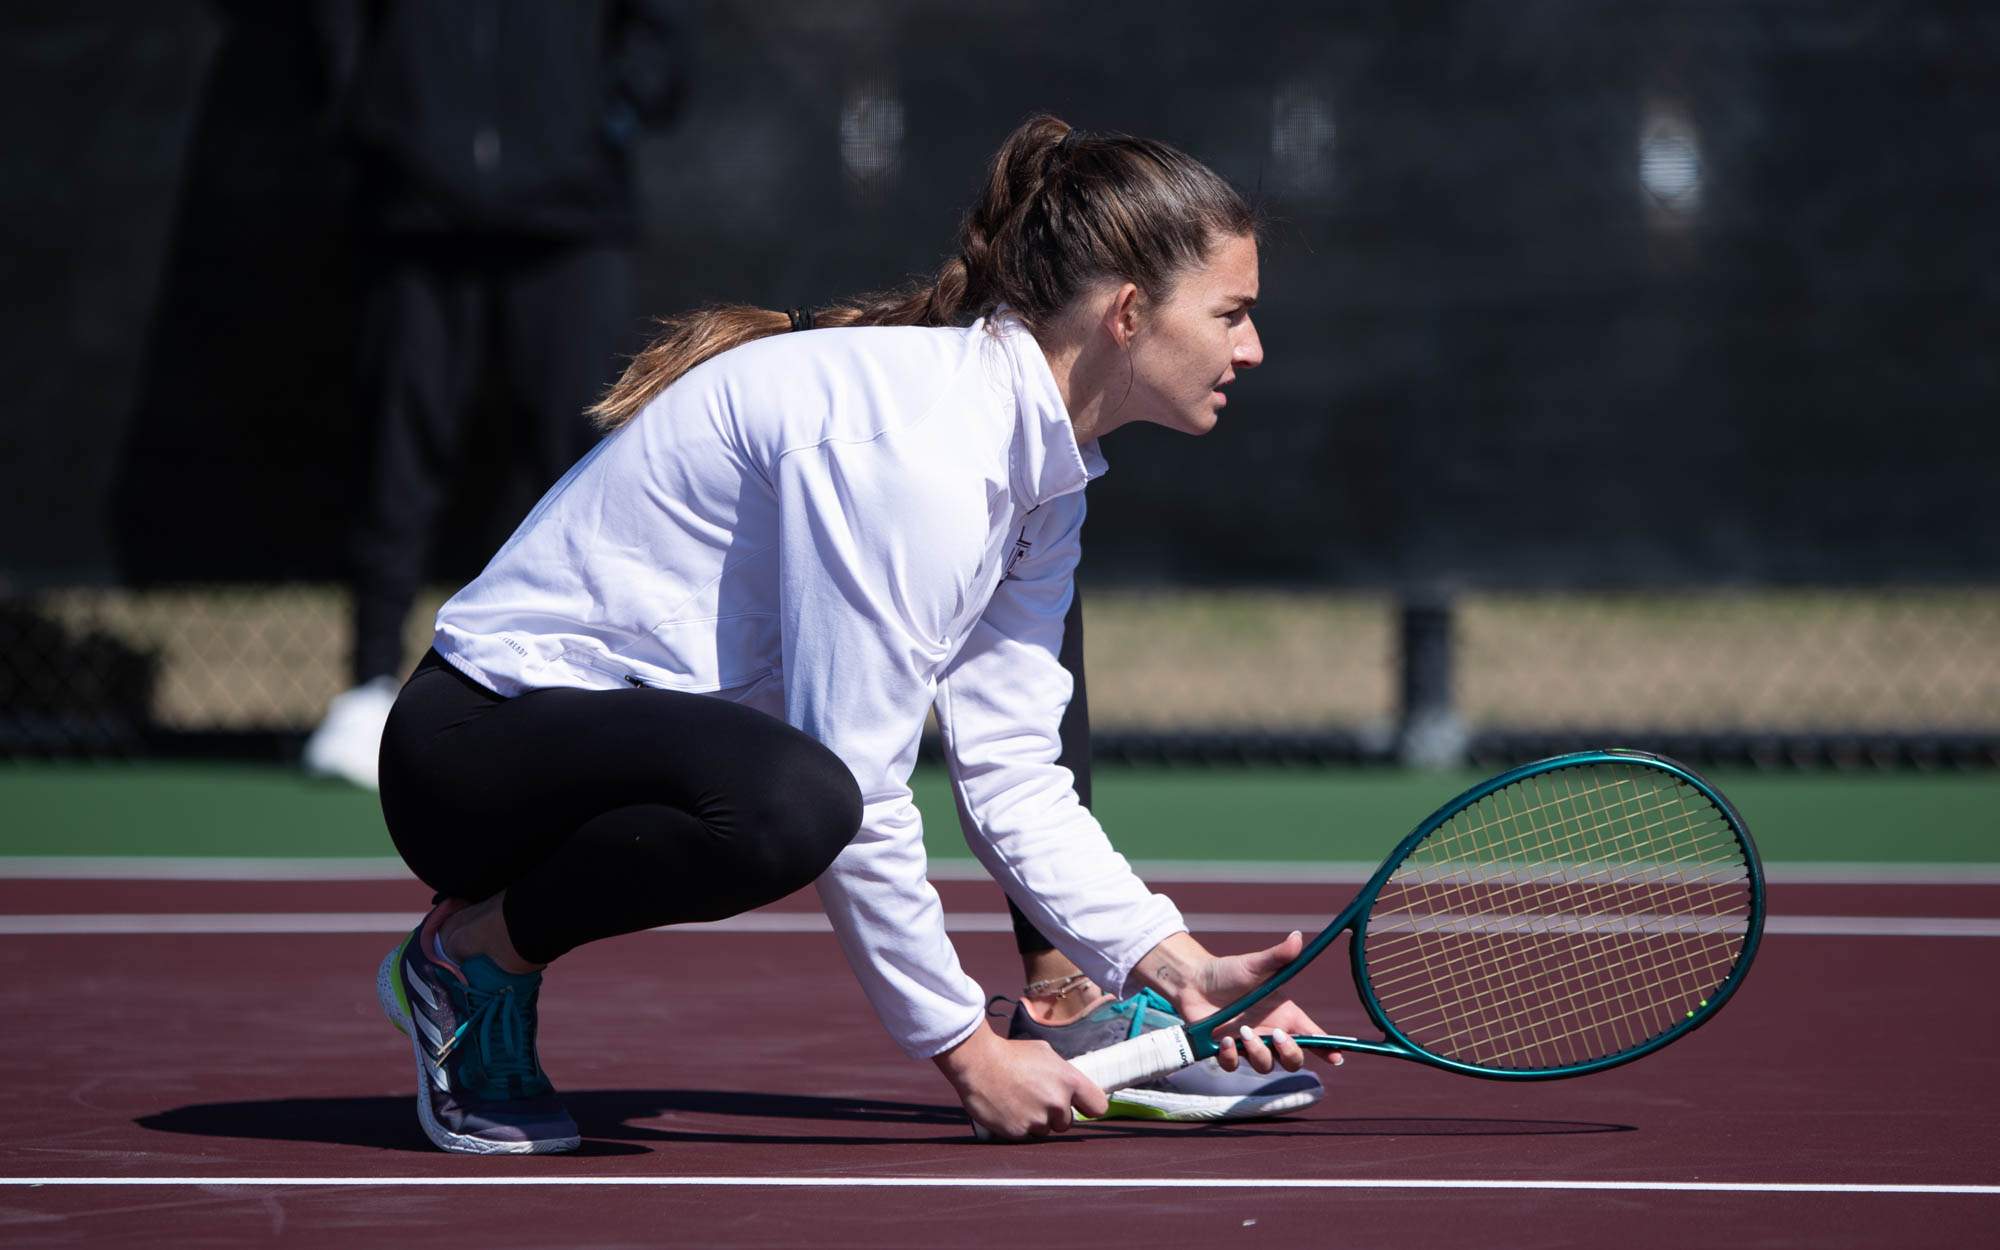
[{"xmin": 1397, "ymin": 590, "xmax": 1468, "ymax": 767}]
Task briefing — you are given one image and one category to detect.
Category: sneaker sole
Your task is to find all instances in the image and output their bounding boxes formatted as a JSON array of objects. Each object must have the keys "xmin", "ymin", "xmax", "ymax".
[
  {"xmin": 1098, "ymin": 1084, "xmax": 1326, "ymax": 1123},
  {"xmin": 376, "ymin": 938, "xmax": 581, "ymax": 1156},
  {"xmin": 376, "ymin": 936, "xmax": 414, "ymax": 1035}
]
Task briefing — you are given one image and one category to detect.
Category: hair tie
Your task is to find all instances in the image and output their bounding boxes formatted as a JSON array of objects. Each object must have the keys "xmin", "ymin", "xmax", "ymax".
[
  {"xmin": 786, "ymin": 308, "xmax": 814, "ymax": 332},
  {"xmin": 1055, "ymin": 128, "xmax": 1085, "ymax": 162}
]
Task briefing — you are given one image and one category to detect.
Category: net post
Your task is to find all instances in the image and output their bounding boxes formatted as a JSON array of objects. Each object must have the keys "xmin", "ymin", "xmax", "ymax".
[{"xmin": 1396, "ymin": 589, "xmax": 1467, "ymax": 768}]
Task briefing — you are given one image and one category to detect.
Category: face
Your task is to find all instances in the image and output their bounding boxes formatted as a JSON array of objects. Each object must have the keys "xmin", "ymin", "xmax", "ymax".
[{"xmin": 1121, "ymin": 232, "xmax": 1263, "ymax": 436}]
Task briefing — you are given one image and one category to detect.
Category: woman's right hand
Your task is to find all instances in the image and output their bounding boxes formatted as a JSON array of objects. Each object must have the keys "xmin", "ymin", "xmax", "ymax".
[{"xmin": 932, "ymin": 1023, "xmax": 1109, "ymax": 1141}]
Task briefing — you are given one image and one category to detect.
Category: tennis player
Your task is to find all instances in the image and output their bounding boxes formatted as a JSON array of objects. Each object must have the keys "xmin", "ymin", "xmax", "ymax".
[{"xmin": 375, "ymin": 114, "xmax": 1334, "ymax": 1154}]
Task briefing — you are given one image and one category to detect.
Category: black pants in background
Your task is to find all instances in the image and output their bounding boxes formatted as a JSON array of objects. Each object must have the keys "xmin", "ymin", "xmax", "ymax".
[
  {"xmin": 348, "ymin": 239, "xmax": 630, "ymax": 685},
  {"xmin": 379, "ymin": 651, "xmax": 861, "ymax": 965}
]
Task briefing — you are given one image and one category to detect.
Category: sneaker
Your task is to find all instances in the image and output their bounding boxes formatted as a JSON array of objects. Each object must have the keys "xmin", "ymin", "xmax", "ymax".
[
  {"xmin": 377, "ymin": 902, "xmax": 581, "ymax": 1154},
  {"xmin": 302, "ymin": 676, "xmax": 399, "ymax": 789},
  {"xmin": 1005, "ymin": 988, "xmax": 1325, "ymax": 1122}
]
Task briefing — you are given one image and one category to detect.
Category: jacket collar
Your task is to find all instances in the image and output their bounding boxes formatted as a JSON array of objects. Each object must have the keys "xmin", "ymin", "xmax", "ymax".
[{"xmin": 985, "ymin": 315, "xmax": 1108, "ymax": 507}]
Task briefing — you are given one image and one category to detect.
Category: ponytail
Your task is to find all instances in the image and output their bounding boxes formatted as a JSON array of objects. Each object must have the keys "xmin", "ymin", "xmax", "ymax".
[
  {"xmin": 589, "ymin": 259, "xmax": 974, "ymax": 432},
  {"xmin": 591, "ymin": 115, "xmax": 1253, "ymax": 432}
]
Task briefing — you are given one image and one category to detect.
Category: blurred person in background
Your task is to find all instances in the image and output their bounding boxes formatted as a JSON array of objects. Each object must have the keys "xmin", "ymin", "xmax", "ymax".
[{"xmin": 303, "ymin": 0, "xmax": 687, "ymax": 787}]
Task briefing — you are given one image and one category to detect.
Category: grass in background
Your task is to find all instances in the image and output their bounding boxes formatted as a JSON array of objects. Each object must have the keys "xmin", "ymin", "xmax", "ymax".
[
  {"xmin": 0, "ymin": 763, "xmax": 397, "ymax": 858},
  {"xmin": 1061, "ymin": 768, "xmax": 2000, "ymax": 864},
  {"xmin": 3, "ymin": 761, "xmax": 1997, "ymax": 866}
]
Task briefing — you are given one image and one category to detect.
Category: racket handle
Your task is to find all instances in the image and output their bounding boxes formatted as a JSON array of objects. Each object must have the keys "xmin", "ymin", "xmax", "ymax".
[
  {"xmin": 968, "ymin": 1026, "xmax": 1197, "ymax": 1142},
  {"xmin": 1068, "ymin": 1024, "xmax": 1196, "ymax": 1093}
]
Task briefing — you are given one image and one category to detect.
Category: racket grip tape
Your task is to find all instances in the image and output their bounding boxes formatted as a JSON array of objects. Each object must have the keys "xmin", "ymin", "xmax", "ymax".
[
  {"xmin": 1068, "ymin": 1024, "xmax": 1196, "ymax": 1093},
  {"xmin": 968, "ymin": 1025, "xmax": 1196, "ymax": 1141}
]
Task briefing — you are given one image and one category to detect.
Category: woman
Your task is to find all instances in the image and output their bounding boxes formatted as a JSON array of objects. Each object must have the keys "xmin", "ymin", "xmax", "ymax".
[{"xmin": 375, "ymin": 114, "xmax": 1333, "ymax": 1154}]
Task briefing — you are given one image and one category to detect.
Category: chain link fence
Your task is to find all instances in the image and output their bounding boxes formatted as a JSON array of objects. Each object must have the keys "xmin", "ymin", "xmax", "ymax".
[
  {"xmin": 5, "ymin": 583, "xmax": 1995, "ymax": 768},
  {"xmin": 8, "ymin": 7, "xmax": 1992, "ymax": 774}
]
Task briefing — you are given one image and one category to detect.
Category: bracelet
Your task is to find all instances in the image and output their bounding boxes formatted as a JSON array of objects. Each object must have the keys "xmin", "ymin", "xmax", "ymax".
[{"xmin": 1022, "ymin": 972, "xmax": 1092, "ymax": 999}]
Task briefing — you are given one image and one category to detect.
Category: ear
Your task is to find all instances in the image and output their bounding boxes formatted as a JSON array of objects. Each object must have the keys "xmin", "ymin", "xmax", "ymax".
[{"xmin": 1102, "ymin": 282, "xmax": 1143, "ymax": 349}]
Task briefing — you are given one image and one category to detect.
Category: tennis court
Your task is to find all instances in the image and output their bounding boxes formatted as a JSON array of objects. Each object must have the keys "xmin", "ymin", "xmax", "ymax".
[
  {"xmin": 4, "ymin": 763, "xmax": 1995, "ymax": 1247},
  {"xmin": 9, "ymin": 4, "xmax": 1996, "ymax": 1245}
]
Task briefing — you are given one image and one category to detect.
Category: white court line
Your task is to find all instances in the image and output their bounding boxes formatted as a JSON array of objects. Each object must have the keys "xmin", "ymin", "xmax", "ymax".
[
  {"xmin": 6, "ymin": 857, "xmax": 2000, "ymax": 885},
  {"xmin": 3, "ymin": 912, "xmax": 1998, "ymax": 937},
  {"xmin": 1, "ymin": 1176, "xmax": 1993, "ymax": 1195}
]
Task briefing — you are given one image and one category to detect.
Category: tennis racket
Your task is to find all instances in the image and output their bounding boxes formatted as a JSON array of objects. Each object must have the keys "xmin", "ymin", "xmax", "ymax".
[{"xmin": 1068, "ymin": 749, "xmax": 1764, "ymax": 1092}]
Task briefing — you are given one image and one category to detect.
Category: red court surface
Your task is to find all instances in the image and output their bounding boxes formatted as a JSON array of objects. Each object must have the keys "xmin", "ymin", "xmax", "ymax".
[{"xmin": 3, "ymin": 873, "xmax": 1996, "ymax": 1248}]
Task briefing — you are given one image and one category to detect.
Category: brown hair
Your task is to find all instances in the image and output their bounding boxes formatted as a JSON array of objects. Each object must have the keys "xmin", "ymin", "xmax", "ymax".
[{"xmin": 590, "ymin": 114, "xmax": 1257, "ymax": 431}]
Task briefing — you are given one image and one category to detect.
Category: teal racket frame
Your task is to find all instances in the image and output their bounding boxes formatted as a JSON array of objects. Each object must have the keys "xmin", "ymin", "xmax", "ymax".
[{"xmin": 1187, "ymin": 749, "xmax": 1766, "ymax": 1080}]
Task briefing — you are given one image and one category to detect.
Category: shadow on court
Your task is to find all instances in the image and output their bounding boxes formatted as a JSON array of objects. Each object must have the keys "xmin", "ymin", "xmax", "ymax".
[
  {"xmin": 134, "ymin": 1094, "xmax": 646, "ymax": 1156},
  {"xmin": 133, "ymin": 1089, "xmax": 969, "ymax": 1152},
  {"xmin": 137, "ymin": 1090, "xmax": 1630, "ymax": 1152}
]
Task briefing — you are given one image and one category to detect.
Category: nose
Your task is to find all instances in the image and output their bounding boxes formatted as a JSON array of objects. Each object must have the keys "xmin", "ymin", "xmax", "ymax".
[{"xmin": 1234, "ymin": 316, "xmax": 1264, "ymax": 371}]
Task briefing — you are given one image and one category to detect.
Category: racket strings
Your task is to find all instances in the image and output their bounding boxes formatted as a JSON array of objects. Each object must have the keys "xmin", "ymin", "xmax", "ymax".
[
  {"xmin": 1500, "ymin": 777, "xmax": 1749, "ymax": 1063},
  {"xmin": 1362, "ymin": 763, "xmax": 1754, "ymax": 1072},
  {"xmin": 1381, "ymin": 779, "xmax": 1729, "ymax": 978},
  {"xmin": 1397, "ymin": 776, "xmax": 1748, "ymax": 1067},
  {"xmin": 1381, "ymin": 928, "xmax": 1742, "ymax": 1066},
  {"xmin": 1404, "ymin": 773, "xmax": 1746, "ymax": 1066},
  {"xmin": 1382, "ymin": 837, "xmax": 1698, "ymax": 1063}
]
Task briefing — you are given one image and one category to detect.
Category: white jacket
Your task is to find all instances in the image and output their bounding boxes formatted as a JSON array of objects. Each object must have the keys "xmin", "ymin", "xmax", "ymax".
[{"xmin": 433, "ymin": 317, "xmax": 1186, "ymax": 1058}]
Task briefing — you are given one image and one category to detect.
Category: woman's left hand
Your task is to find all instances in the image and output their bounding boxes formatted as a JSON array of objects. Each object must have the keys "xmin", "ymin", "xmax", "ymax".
[{"xmin": 1132, "ymin": 931, "xmax": 1344, "ymax": 1074}]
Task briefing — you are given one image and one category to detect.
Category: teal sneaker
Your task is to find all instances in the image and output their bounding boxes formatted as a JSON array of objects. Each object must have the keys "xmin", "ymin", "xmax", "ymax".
[
  {"xmin": 1006, "ymin": 988, "xmax": 1325, "ymax": 1122},
  {"xmin": 377, "ymin": 902, "xmax": 581, "ymax": 1154}
]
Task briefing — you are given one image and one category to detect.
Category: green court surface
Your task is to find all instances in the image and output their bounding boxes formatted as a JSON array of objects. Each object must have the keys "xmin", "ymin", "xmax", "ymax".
[{"xmin": 2, "ymin": 760, "xmax": 1995, "ymax": 867}]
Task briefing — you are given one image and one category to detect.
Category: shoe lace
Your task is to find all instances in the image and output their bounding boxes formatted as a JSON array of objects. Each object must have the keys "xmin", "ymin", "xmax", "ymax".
[
  {"xmin": 442, "ymin": 980, "xmax": 544, "ymax": 1093},
  {"xmin": 1106, "ymin": 988, "xmax": 1179, "ymax": 1041}
]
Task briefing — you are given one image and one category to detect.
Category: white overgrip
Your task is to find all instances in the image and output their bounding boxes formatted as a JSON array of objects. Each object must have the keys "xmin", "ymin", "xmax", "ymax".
[
  {"xmin": 1068, "ymin": 1025, "xmax": 1196, "ymax": 1093},
  {"xmin": 968, "ymin": 1025, "xmax": 1199, "ymax": 1141}
]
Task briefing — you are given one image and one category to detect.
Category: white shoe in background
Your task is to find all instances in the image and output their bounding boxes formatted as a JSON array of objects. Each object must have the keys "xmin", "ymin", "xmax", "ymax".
[{"xmin": 301, "ymin": 676, "xmax": 399, "ymax": 790}]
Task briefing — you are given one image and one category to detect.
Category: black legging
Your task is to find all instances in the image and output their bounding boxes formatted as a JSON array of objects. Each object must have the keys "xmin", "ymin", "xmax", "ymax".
[{"xmin": 379, "ymin": 650, "xmax": 862, "ymax": 965}]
